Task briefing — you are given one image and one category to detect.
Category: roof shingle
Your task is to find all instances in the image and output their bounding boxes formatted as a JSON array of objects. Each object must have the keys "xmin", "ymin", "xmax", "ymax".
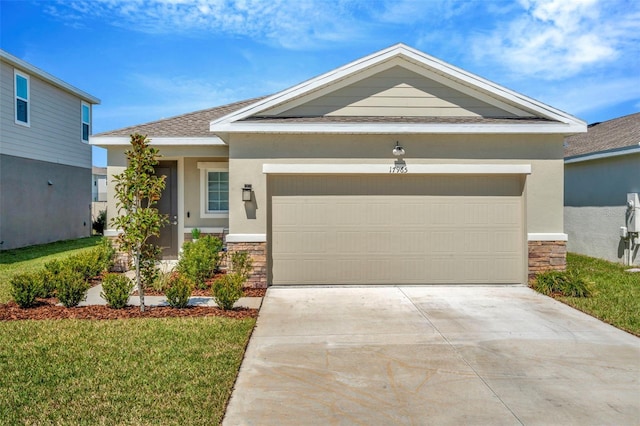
[
  {"xmin": 93, "ymin": 97, "xmax": 265, "ymax": 138},
  {"xmin": 564, "ymin": 112, "xmax": 640, "ymax": 158}
]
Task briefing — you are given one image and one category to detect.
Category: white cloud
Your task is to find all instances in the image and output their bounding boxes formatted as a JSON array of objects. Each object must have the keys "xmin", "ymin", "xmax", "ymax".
[
  {"xmin": 45, "ymin": 0, "xmax": 371, "ymax": 50},
  {"xmin": 472, "ymin": 0, "xmax": 640, "ymax": 80}
]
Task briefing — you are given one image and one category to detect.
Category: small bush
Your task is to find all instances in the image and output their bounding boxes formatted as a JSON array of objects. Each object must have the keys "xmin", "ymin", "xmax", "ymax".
[
  {"xmin": 177, "ymin": 236, "xmax": 224, "ymax": 289},
  {"xmin": 41, "ymin": 259, "xmax": 64, "ymax": 298},
  {"xmin": 212, "ymin": 273, "xmax": 244, "ymax": 310},
  {"xmin": 10, "ymin": 272, "xmax": 42, "ymax": 308},
  {"xmin": 140, "ymin": 243, "xmax": 161, "ymax": 290},
  {"xmin": 56, "ymin": 269, "xmax": 90, "ymax": 308},
  {"xmin": 165, "ymin": 274, "xmax": 194, "ymax": 309},
  {"xmin": 101, "ymin": 273, "xmax": 133, "ymax": 309},
  {"xmin": 92, "ymin": 210, "xmax": 107, "ymax": 235},
  {"xmin": 229, "ymin": 251, "xmax": 253, "ymax": 281},
  {"xmin": 534, "ymin": 270, "xmax": 592, "ymax": 298},
  {"xmin": 96, "ymin": 238, "xmax": 116, "ymax": 272}
]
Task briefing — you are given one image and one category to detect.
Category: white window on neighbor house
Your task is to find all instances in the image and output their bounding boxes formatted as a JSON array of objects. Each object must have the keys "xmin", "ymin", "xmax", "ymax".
[
  {"xmin": 14, "ymin": 70, "xmax": 30, "ymax": 126},
  {"xmin": 81, "ymin": 102, "xmax": 91, "ymax": 142},
  {"xmin": 197, "ymin": 162, "xmax": 229, "ymax": 218}
]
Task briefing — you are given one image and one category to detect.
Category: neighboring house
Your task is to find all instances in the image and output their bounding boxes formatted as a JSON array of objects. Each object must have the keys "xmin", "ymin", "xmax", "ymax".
[
  {"xmin": 0, "ymin": 50, "xmax": 100, "ymax": 250},
  {"xmin": 91, "ymin": 166, "xmax": 107, "ymax": 225},
  {"xmin": 92, "ymin": 44, "xmax": 586, "ymax": 287},
  {"xmin": 564, "ymin": 113, "xmax": 640, "ymax": 265}
]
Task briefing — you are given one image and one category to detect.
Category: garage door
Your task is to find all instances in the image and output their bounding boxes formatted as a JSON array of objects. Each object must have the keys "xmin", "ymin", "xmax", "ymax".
[{"xmin": 270, "ymin": 174, "xmax": 524, "ymax": 285}]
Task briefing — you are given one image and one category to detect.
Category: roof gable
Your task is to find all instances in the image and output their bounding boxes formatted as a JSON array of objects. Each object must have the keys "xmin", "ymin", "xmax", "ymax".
[{"xmin": 210, "ymin": 43, "xmax": 586, "ymax": 135}]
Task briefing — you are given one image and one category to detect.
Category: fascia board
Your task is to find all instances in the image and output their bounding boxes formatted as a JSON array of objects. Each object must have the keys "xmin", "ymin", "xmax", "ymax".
[
  {"xmin": 1, "ymin": 49, "xmax": 100, "ymax": 104},
  {"xmin": 263, "ymin": 163, "xmax": 532, "ymax": 175},
  {"xmin": 564, "ymin": 145, "xmax": 640, "ymax": 164},
  {"xmin": 89, "ymin": 136, "xmax": 226, "ymax": 147},
  {"xmin": 210, "ymin": 43, "xmax": 586, "ymax": 130},
  {"xmin": 211, "ymin": 121, "xmax": 585, "ymax": 135}
]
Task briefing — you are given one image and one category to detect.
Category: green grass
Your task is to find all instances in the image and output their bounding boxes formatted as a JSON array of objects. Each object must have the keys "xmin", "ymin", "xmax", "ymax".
[
  {"xmin": 554, "ymin": 253, "xmax": 640, "ymax": 336},
  {"xmin": 0, "ymin": 237, "xmax": 101, "ymax": 303},
  {"xmin": 0, "ymin": 316, "xmax": 256, "ymax": 425}
]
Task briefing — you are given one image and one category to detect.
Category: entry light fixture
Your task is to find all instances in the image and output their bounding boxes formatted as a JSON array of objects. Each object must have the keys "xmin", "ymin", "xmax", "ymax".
[
  {"xmin": 242, "ymin": 184, "xmax": 252, "ymax": 202},
  {"xmin": 392, "ymin": 141, "xmax": 405, "ymax": 157}
]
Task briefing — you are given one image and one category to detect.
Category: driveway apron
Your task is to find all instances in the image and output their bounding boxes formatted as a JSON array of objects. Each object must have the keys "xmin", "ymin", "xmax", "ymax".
[{"xmin": 223, "ymin": 286, "xmax": 640, "ymax": 425}]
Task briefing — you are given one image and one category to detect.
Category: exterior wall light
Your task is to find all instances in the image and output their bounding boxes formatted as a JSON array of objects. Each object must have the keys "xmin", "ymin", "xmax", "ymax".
[
  {"xmin": 392, "ymin": 142, "xmax": 405, "ymax": 156},
  {"xmin": 242, "ymin": 184, "xmax": 252, "ymax": 201}
]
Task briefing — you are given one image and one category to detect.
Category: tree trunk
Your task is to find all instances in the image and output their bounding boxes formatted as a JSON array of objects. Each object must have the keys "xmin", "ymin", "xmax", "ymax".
[{"xmin": 136, "ymin": 249, "xmax": 145, "ymax": 312}]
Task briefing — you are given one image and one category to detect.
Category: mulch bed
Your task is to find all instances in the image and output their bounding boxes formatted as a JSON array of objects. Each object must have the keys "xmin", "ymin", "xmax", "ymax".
[
  {"xmin": 134, "ymin": 286, "xmax": 267, "ymax": 297},
  {"xmin": 0, "ymin": 301, "xmax": 258, "ymax": 321}
]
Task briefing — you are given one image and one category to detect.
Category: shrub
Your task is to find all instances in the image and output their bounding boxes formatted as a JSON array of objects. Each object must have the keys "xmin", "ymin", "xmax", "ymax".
[
  {"xmin": 101, "ymin": 273, "xmax": 133, "ymax": 309},
  {"xmin": 96, "ymin": 238, "xmax": 116, "ymax": 272},
  {"xmin": 10, "ymin": 272, "xmax": 42, "ymax": 308},
  {"xmin": 534, "ymin": 270, "xmax": 592, "ymax": 298},
  {"xmin": 41, "ymin": 259, "xmax": 64, "ymax": 298},
  {"xmin": 177, "ymin": 236, "xmax": 224, "ymax": 289},
  {"xmin": 62, "ymin": 240, "xmax": 115, "ymax": 281},
  {"xmin": 92, "ymin": 210, "xmax": 107, "ymax": 235},
  {"xmin": 229, "ymin": 251, "xmax": 253, "ymax": 281},
  {"xmin": 212, "ymin": 273, "xmax": 244, "ymax": 310},
  {"xmin": 56, "ymin": 269, "xmax": 90, "ymax": 308},
  {"xmin": 165, "ymin": 274, "xmax": 193, "ymax": 309}
]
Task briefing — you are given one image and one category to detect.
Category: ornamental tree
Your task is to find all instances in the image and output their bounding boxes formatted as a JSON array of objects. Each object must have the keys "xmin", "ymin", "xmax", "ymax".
[{"xmin": 111, "ymin": 133, "xmax": 167, "ymax": 312}]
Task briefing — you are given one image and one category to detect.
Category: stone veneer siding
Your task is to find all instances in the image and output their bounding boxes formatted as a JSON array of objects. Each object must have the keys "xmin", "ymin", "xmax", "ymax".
[
  {"xmin": 528, "ymin": 240, "xmax": 566, "ymax": 279},
  {"xmin": 226, "ymin": 241, "xmax": 267, "ymax": 288}
]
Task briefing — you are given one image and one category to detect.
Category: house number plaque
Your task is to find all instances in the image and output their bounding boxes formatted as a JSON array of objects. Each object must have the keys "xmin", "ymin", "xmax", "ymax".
[{"xmin": 389, "ymin": 164, "xmax": 408, "ymax": 173}]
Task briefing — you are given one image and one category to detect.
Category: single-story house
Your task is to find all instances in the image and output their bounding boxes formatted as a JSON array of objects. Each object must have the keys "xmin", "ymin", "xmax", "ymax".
[
  {"xmin": 564, "ymin": 112, "xmax": 639, "ymax": 265},
  {"xmin": 92, "ymin": 44, "xmax": 586, "ymax": 287}
]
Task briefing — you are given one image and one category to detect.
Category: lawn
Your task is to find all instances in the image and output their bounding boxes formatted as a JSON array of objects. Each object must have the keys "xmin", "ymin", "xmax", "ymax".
[
  {"xmin": 0, "ymin": 237, "xmax": 102, "ymax": 303},
  {"xmin": 556, "ymin": 252, "xmax": 640, "ymax": 336},
  {"xmin": 0, "ymin": 316, "xmax": 256, "ymax": 425}
]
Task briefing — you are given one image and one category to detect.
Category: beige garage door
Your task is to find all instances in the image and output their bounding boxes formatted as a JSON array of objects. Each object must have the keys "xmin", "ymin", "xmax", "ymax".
[{"xmin": 270, "ymin": 174, "xmax": 524, "ymax": 285}]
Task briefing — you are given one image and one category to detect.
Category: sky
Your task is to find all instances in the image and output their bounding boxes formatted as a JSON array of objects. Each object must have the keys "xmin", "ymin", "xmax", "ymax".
[{"xmin": 2, "ymin": 0, "xmax": 639, "ymax": 167}]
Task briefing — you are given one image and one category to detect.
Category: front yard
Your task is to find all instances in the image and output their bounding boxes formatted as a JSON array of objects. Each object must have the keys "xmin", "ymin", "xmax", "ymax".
[{"xmin": 0, "ymin": 316, "xmax": 255, "ymax": 425}]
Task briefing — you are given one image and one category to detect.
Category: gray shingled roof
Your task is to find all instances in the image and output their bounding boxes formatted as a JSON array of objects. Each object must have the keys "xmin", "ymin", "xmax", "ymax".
[
  {"xmin": 93, "ymin": 97, "xmax": 265, "ymax": 138},
  {"xmin": 564, "ymin": 112, "xmax": 640, "ymax": 158}
]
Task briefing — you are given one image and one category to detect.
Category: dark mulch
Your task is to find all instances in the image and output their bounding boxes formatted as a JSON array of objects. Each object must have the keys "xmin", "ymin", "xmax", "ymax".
[{"xmin": 0, "ymin": 301, "xmax": 258, "ymax": 321}]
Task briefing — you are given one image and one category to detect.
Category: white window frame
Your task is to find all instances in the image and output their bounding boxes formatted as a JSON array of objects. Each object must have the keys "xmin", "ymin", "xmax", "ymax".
[
  {"xmin": 81, "ymin": 101, "xmax": 91, "ymax": 142},
  {"xmin": 197, "ymin": 162, "xmax": 229, "ymax": 218},
  {"xmin": 14, "ymin": 70, "xmax": 30, "ymax": 127}
]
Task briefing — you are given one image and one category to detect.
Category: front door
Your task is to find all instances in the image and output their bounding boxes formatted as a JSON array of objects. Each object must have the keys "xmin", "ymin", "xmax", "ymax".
[{"xmin": 152, "ymin": 161, "xmax": 178, "ymax": 259}]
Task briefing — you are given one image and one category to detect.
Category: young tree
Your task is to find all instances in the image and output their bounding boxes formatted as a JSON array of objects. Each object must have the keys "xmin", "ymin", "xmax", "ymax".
[{"xmin": 111, "ymin": 133, "xmax": 167, "ymax": 312}]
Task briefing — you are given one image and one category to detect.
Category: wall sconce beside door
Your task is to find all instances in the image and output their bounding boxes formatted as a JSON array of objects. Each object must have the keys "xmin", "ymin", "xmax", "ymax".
[{"xmin": 242, "ymin": 184, "xmax": 252, "ymax": 202}]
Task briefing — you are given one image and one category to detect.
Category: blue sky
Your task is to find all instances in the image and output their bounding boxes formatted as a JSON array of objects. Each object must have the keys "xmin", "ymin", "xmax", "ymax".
[{"xmin": 2, "ymin": 0, "xmax": 639, "ymax": 167}]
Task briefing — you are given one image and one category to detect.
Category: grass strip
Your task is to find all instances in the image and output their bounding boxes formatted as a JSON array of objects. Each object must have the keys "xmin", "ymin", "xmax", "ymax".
[
  {"xmin": 557, "ymin": 253, "xmax": 640, "ymax": 336},
  {"xmin": 0, "ymin": 316, "xmax": 255, "ymax": 425}
]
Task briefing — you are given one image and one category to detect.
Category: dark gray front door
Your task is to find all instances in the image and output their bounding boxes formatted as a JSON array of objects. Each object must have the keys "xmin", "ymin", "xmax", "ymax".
[{"xmin": 152, "ymin": 161, "xmax": 178, "ymax": 259}]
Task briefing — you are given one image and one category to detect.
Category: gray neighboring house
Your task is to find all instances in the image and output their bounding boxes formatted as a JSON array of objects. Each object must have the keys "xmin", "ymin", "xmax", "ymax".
[
  {"xmin": 0, "ymin": 50, "xmax": 100, "ymax": 250},
  {"xmin": 564, "ymin": 112, "xmax": 640, "ymax": 265}
]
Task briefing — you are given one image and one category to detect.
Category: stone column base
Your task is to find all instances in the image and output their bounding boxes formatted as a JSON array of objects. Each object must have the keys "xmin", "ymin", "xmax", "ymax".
[
  {"xmin": 528, "ymin": 240, "xmax": 566, "ymax": 280},
  {"xmin": 226, "ymin": 241, "xmax": 267, "ymax": 288}
]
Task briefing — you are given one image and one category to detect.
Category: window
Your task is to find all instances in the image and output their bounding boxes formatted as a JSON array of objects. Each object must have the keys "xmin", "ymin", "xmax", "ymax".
[
  {"xmin": 14, "ymin": 70, "xmax": 29, "ymax": 126},
  {"xmin": 197, "ymin": 162, "xmax": 229, "ymax": 218},
  {"xmin": 81, "ymin": 102, "xmax": 90, "ymax": 142}
]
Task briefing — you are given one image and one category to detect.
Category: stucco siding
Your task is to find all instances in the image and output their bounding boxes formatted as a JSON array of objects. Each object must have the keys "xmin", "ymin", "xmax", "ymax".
[
  {"xmin": 564, "ymin": 206, "xmax": 635, "ymax": 264},
  {"xmin": 0, "ymin": 61, "xmax": 91, "ymax": 168},
  {"xmin": 268, "ymin": 66, "xmax": 519, "ymax": 118},
  {"xmin": 565, "ymin": 154, "xmax": 640, "ymax": 207},
  {"xmin": 183, "ymin": 157, "xmax": 229, "ymax": 228},
  {"xmin": 564, "ymin": 154, "xmax": 639, "ymax": 265},
  {"xmin": 227, "ymin": 133, "xmax": 565, "ymax": 237},
  {"xmin": 0, "ymin": 154, "xmax": 91, "ymax": 250}
]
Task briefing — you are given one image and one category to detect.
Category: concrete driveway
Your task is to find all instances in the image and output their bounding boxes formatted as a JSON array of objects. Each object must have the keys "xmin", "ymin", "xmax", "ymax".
[{"xmin": 223, "ymin": 286, "xmax": 640, "ymax": 425}]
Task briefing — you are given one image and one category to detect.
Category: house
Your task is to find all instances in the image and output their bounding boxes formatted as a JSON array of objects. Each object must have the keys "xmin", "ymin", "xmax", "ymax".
[
  {"xmin": 92, "ymin": 44, "xmax": 586, "ymax": 287},
  {"xmin": 0, "ymin": 50, "xmax": 100, "ymax": 250},
  {"xmin": 564, "ymin": 113, "xmax": 640, "ymax": 265}
]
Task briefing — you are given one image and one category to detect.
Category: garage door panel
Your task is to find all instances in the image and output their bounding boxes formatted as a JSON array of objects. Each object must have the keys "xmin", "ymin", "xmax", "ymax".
[{"xmin": 270, "ymin": 175, "xmax": 524, "ymax": 285}]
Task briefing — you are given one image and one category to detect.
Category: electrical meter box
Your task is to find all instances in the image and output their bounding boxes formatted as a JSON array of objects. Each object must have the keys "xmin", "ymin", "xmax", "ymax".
[{"xmin": 628, "ymin": 193, "xmax": 640, "ymax": 233}]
